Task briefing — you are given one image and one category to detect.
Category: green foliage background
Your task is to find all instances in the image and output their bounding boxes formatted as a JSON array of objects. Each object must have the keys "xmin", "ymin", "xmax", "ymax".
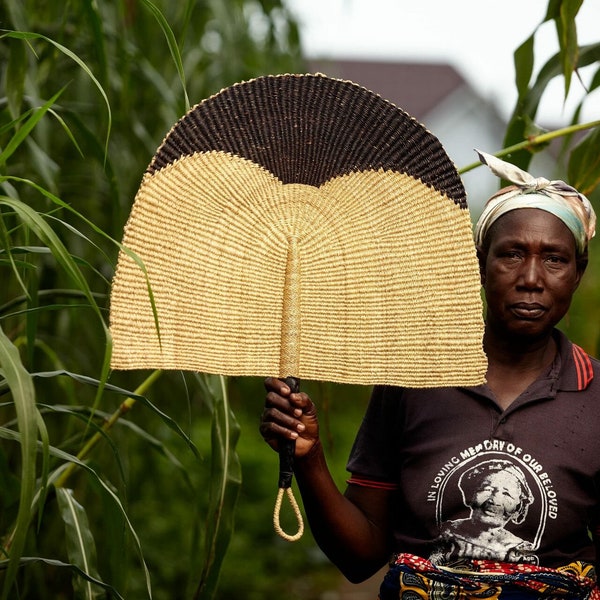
[{"xmin": 0, "ymin": 1, "xmax": 598, "ymax": 598}]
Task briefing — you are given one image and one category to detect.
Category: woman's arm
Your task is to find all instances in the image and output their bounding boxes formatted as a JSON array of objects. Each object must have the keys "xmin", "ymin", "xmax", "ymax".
[{"xmin": 260, "ymin": 378, "xmax": 393, "ymax": 582}]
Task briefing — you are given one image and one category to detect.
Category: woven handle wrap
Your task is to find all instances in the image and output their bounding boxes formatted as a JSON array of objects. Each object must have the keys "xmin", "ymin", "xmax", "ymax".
[{"xmin": 273, "ymin": 376, "xmax": 304, "ymax": 541}]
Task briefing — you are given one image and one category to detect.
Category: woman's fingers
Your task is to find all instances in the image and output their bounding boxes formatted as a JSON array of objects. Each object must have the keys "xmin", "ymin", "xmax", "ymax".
[
  {"xmin": 264, "ymin": 378, "xmax": 311, "ymax": 413},
  {"xmin": 261, "ymin": 377, "xmax": 319, "ymax": 456},
  {"xmin": 261, "ymin": 405, "xmax": 305, "ymax": 438}
]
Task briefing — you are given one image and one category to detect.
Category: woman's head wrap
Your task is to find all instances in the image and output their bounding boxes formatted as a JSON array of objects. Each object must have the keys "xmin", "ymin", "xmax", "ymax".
[{"xmin": 474, "ymin": 149, "xmax": 596, "ymax": 254}]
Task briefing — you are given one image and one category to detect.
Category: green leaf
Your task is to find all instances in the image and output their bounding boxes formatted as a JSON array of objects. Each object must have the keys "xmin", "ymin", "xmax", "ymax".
[
  {"xmin": 0, "ymin": 557, "xmax": 124, "ymax": 599},
  {"xmin": 81, "ymin": 0, "xmax": 109, "ymax": 89},
  {"xmin": 504, "ymin": 43, "xmax": 600, "ymax": 172},
  {"xmin": 5, "ymin": 39, "xmax": 26, "ymax": 119},
  {"xmin": 0, "ymin": 326, "xmax": 38, "ymax": 600},
  {"xmin": 29, "ymin": 369, "xmax": 200, "ymax": 459},
  {"xmin": 55, "ymin": 487, "xmax": 104, "ymax": 600},
  {"xmin": 0, "ymin": 88, "xmax": 66, "ymax": 166},
  {"xmin": 0, "ymin": 176, "xmax": 162, "ymax": 347},
  {"xmin": 38, "ymin": 402, "xmax": 193, "ymax": 490},
  {"xmin": 0, "ymin": 209, "xmax": 30, "ymax": 300},
  {"xmin": 590, "ymin": 65, "xmax": 600, "ymax": 92},
  {"xmin": 554, "ymin": 0, "xmax": 584, "ymax": 97},
  {"xmin": 33, "ymin": 410, "xmax": 50, "ymax": 532},
  {"xmin": 0, "ymin": 195, "xmax": 104, "ymax": 325},
  {"xmin": 46, "ymin": 107, "xmax": 84, "ymax": 158},
  {"xmin": 0, "ymin": 109, "xmax": 34, "ymax": 137},
  {"xmin": 0, "ymin": 192, "xmax": 113, "ymax": 414},
  {"xmin": 140, "ymin": 0, "xmax": 190, "ymax": 111},
  {"xmin": 193, "ymin": 375, "xmax": 241, "ymax": 600},
  {"xmin": 514, "ymin": 34, "xmax": 535, "ymax": 99},
  {"xmin": 544, "ymin": 0, "xmax": 562, "ymax": 20},
  {"xmin": 567, "ymin": 127, "xmax": 600, "ymax": 197},
  {"xmin": 25, "ymin": 261, "xmax": 40, "ymax": 369},
  {"xmin": 0, "ymin": 428, "xmax": 154, "ymax": 599},
  {"xmin": 0, "ymin": 30, "xmax": 112, "ymax": 161}
]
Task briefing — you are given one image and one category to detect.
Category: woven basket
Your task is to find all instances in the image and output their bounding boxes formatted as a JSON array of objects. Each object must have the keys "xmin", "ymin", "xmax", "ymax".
[{"xmin": 109, "ymin": 74, "xmax": 486, "ymax": 387}]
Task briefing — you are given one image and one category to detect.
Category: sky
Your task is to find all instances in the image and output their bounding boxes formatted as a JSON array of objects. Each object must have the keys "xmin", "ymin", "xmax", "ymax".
[{"xmin": 283, "ymin": 0, "xmax": 599, "ymax": 125}]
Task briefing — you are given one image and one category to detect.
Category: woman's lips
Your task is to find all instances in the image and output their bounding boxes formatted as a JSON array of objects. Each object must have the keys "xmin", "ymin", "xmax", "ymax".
[{"xmin": 511, "ymin": 302, "xmax": 545, "ymax": 319}]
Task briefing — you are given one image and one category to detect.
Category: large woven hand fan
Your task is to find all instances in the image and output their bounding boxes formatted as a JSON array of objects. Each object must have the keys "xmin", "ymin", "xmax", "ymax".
[{"xmin": 109, "ymin": 73, "xmax": 487, "ymax": 539}]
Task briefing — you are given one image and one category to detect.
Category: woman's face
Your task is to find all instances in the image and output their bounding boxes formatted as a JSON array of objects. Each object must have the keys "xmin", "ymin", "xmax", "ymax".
[
  {"xmin": 470, "ymin": 471, "xmax": 522, "ymax": 526},
  {"xmin": 479, "ymin": 209, "xmax": 584, "ymax": 341}
]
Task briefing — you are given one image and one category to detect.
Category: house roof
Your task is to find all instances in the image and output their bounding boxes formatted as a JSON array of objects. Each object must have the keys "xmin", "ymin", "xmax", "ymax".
[{"xmin": 308, "ymin": 59, "xmax": 467, "ymax": 122}]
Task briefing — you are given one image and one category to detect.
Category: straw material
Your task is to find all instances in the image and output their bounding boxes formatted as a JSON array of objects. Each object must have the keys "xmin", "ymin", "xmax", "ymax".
[{"xmin": 110, "ymin": 74, "xmax": 487, "ymax": 387}]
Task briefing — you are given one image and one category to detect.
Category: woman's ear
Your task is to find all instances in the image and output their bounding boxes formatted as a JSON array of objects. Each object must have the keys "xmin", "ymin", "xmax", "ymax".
[{"xmin": 476, "ymin": 246, "xmax": 486, "ymax": 285}]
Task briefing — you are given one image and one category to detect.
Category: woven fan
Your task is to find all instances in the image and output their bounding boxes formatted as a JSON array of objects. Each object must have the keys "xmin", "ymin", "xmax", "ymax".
[{"xmin": 109, "ymin": 73, "xmax": 487, "ymax": 539}]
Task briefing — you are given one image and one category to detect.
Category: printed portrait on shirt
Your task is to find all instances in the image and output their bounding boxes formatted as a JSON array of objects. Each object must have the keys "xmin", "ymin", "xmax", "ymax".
[{"xmin": 427, "ymin": 446, "xmax": 556, "ymax": 566}]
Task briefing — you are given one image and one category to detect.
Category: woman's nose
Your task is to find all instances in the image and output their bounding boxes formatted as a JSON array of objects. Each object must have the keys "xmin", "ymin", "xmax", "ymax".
[{"xmin": 519, "ymin": 257, "xmax": 543, "ymax": 289}]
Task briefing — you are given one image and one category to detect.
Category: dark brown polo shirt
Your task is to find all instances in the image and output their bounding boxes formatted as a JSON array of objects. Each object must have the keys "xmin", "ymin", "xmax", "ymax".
[{"xmin": 347, "ymin": 329, "xmax": 600, "ymax": 568}]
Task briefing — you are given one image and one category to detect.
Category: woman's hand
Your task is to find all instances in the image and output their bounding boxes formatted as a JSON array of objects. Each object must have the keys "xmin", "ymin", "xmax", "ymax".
[{"xmin": 259, "ymin": 377, "xmax": 319, "ymax": 458}]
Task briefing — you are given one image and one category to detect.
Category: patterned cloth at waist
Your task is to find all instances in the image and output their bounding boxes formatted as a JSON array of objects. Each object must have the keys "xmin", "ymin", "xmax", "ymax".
[{"xmin": 378, "ymin": 552, "xmax": 599, "ymax": 600}]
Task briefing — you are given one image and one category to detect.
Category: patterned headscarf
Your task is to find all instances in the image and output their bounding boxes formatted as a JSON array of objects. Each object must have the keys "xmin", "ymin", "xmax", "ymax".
[{"xmin": 474, "ymin": 150, "xmax": 596, "ymax": 254}]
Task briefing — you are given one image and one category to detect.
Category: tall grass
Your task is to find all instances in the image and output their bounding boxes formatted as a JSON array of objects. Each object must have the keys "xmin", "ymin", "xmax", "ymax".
[{"xmin": 0, "ymin": 1, "xmax": 304, "ymax": 598}]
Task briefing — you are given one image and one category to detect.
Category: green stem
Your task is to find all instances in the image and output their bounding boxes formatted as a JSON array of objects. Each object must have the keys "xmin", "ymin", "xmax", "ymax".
[
  {"xmin": 459, "ymin": 119, "xmax": 600, "ymax": 174},
  {"xmin": 53, "ymin": 369, "xmax": 163, "ymax": 489}
]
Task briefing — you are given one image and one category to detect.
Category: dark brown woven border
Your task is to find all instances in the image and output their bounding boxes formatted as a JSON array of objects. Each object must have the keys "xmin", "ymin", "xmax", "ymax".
[{"xmin": 146, "ymin": 74, "xmax": 467, "ymax": 208}]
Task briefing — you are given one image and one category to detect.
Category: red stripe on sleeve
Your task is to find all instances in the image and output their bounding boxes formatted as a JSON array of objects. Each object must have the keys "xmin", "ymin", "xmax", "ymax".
[
  {"xmin": 572, "ymin": 344, "xmax": 594, "ymax": 390},
  {"xmin": 347, "ymin": 475, "xmax": 398, "ymax": 490}
]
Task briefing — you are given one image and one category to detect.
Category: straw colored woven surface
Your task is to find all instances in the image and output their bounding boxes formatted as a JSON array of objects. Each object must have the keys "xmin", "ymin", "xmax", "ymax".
[
  {"xmin": 110, "ymin": 74, "xmax": 487, "ymax": 386},
  {"xmin": 110, "ymin": 149, "xmax": 486, "ymax": 386}
]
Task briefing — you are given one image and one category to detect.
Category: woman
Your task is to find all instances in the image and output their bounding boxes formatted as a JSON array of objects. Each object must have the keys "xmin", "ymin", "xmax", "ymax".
[{"xmin": 260, "ymin": 151, "xmax": 599, "ymax": 598}]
